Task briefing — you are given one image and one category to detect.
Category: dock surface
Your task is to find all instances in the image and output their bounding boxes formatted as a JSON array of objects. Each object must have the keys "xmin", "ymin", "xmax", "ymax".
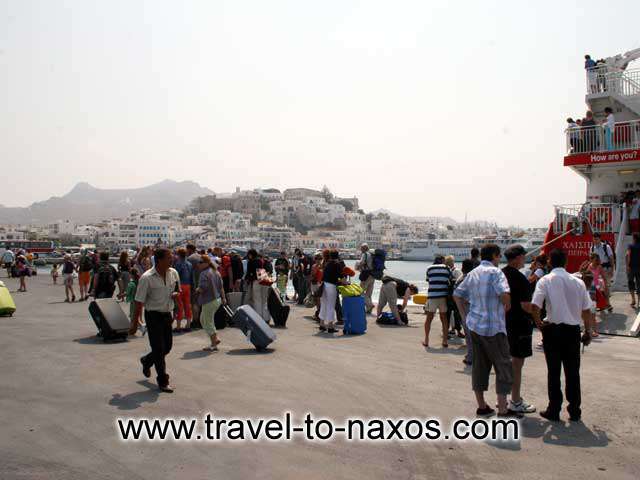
[{"xmin": 1, "ymin": 275, "xmax": 639, "ymax": 479}]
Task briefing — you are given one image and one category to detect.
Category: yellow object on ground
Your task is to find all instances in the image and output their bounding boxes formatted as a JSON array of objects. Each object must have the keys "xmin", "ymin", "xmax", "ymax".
[
  {"xmin": 0, "ymin": 281, "xmax": 16, "ymax": 316},
  {"xmin": 412, "ymin": 293, "xmax": 427, "ymax": 305},
  {"xmin": 338, "ymin": 284, "xmax": 364, "ymax": 297}
]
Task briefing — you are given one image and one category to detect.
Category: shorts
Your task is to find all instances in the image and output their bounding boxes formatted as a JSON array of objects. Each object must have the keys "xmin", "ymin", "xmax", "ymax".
[
  {"xmin": 63, "ymin": 273, "xmax": 74, "ymax": 286},
  {"xmin": 507, "ymin": 328, "xmax": 532, "ymax": 358},
  {"xmin": 425, "ymin": 297, "xmax": 447, "ymax": 313},
  {"xmin": 78, "ymin": 271, "xmax": 91, "ymax": 287}
]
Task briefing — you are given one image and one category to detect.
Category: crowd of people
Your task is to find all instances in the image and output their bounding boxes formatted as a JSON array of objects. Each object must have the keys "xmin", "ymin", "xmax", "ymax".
[
  {"xmin": 0, "ymin": 239, "xmax": 613, "ymax": 421},
  {"xmin": 566, "ymin": 108, "xmax": 614, "ymax": 153}
]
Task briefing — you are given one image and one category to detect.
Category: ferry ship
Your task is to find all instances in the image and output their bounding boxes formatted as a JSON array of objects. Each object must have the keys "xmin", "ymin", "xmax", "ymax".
[
  {"xmin": 539, "ymin": 48, "xmax": 640, "ymax": 336},
  {"xmin": 542, "ymin": 47, "xmax": 640, "ymax": 292},
  {"xmin": 402, "ymin": 234, "xmax": 535, "ymax": 261}
]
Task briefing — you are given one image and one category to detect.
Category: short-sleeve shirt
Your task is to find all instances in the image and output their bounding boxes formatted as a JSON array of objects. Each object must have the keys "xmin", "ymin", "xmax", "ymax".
[
  {"xmin": 174, "ymin": 259, "xmax": 193, "ymax": 286},
  {"xmin": 502, "ymin": 265, "xmax": 533, "ymax": 334},
  {"xmin": 135, "ymin": 267, "xmax": 180, "ymax": 313},
  {"xmin": 532, "ymin": 268, "xmax": 591, "ymax": 326},
  {"xmin": 454, "ymin": 260, "xmax": 510, "ymax": 336},
  {"xmin": 426, "ymin": 264, "xmax": 452, "ymax": 298},
  {"xmin": 382, "ymin": 276, "xmax": 409, "ymax": 297}
]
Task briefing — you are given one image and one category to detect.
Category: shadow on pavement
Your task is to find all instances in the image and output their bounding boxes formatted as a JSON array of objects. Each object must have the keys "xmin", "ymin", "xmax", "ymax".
[
  {"xmin": 181, "ymin": 349, "xmax": 213, "ymax": 360},
  {"xmin": 543, "ymin": 421, "xmax": 610, "ymax": 448},
  {"xmin": 226, "ymin": 348, "xmax": 275, "ymax": 355},
  {"xmin": 109, "ymin": 381, "xmax": 160, "ymax": 410},
  {"xmin": 521, "ymin": 416, "xmax": 610, "ymax": 447}
]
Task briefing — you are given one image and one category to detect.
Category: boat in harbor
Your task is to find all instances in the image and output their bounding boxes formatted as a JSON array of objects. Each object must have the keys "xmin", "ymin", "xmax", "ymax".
[
  {"xmin": 542, "ymin": 47, "xmax": 640, "ymax": 336},
  {"xmin": 402, "ymin": 234, "xmax": 534, "ymax": 261}
]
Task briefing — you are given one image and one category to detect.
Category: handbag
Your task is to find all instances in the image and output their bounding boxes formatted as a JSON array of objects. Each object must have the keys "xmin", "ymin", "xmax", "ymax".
[{"xmin": 359, "ymin": 269, "xmax": 371, "ymax": 282}]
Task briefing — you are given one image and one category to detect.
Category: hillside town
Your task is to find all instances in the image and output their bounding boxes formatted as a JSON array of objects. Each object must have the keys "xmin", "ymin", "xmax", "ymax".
[{"xmin": 0, "ymin": 185, "xmax": 543, "ymax": 258}]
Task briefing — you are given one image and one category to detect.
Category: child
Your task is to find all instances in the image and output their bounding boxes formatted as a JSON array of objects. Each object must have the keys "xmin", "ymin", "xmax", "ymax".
[
  {"xmin": 126, "ymin": 269, "xmax": 145, "ymax": 336},
  {"xmin": 51, "ymin": 264, "xmax": 59, "ymax": 285}
]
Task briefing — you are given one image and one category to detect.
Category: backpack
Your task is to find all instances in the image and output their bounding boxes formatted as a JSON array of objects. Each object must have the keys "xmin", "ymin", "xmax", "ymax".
[
  {"xmin": 371, "ymin": 249, "xmax": 386, "ymax": 280},
  {"xmin": 79, "ymin": 256, "xmax": 92, "ymax": 272},
  {"xmin": 96, "ymin": 264, "xmax": 116, "ymax": 296}
]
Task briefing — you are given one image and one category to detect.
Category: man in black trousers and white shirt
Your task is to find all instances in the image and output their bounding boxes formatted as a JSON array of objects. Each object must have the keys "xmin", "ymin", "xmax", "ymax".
[
  {"xmin": 135, "ymin": 247, "xmax": 181, "ymax": 393},
  {"xmin": 531, "ymin": 249, "xmax": 592, "ymax": 422}
]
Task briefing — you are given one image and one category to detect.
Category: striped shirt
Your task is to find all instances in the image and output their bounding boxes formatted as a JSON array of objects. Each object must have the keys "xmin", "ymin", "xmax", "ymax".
[
  {"xmin": 453, "ymin": 260, "xmax": 510, "ymax": 336},
  {"xmin": 426, "ymin": 264, "xmax": 452, "ymax": 298}
]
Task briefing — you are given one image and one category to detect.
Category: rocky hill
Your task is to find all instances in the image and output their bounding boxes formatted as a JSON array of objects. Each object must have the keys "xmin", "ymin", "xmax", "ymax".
[{"xmin": 0, "ymin": 180, "xmax": 213, "ymax": 224}]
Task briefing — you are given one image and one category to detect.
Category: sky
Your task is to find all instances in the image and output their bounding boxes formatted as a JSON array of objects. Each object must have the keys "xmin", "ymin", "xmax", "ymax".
[{"xmin": 2, "ymin": 0, "xmax": 640, "ymax": 227}]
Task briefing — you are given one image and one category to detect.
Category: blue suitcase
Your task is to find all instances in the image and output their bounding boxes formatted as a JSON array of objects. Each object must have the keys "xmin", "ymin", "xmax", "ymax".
[
  {"xmin": 342, "ymin": 296, "xmax": 367, "ymax": 334},
  {"xmin": 232, "ymin": 305, "xmax": 277, "ymax": 350}
]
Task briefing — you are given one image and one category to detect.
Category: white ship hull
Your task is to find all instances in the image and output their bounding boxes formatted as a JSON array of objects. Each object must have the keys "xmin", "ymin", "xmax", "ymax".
[{"xmin": 402, "ymin": 237, "xmax": 536, "ymax": 262}]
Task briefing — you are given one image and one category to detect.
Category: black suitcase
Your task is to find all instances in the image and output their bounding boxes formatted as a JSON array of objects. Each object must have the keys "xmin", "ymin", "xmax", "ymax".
[
  {"xmin": 232, "ymin": 305, "xmax": 276, "ymax": 351},
  {"xmin": 214, "ymin": 304, "xmax": 233, "ymax": 330},
  {"xmin": 267, "ymin": 285, "xmax": 290, "ymax": 327},
  {"xmin": 88, "ymin": 299, "xmax": 130, "ymax": 342}
]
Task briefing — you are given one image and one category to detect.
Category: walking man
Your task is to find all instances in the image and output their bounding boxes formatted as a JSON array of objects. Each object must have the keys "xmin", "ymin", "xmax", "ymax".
[
  {"xmin": 356, "ymin": 244, "xmax": 375, "ymax": 314},
  {"xmin": 453, "ymin": 244, "xmax": 516, "ymax": 417},
  {"xmin": 423, "ymin": 255, "xmax": 452, "ymax": 348},
  {"xmin": 532, "ymin": 249, "xmax": 592, "ymax": 422},
  {"xmin": 135, "ymin": 248, "xmax": 181, "ymax": 393},
  {"xmin": 502, "ymin": 245, "xmax": 536, "ymax": 414}
]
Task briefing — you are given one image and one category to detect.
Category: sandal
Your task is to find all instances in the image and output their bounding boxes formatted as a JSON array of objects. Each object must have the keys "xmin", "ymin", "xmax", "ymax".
[
  {"xmin": 202, "ymin": 345, "xmax": 218, "ymax": 352},
  {"xmin": 422, "ymin": 341, "xmax": 429, "ymax": 348}
]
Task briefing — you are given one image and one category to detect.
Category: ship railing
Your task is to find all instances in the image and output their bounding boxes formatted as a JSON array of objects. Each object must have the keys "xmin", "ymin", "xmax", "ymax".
[
  {"xmin": 553, "ymin": 203, "xmax": 621, "ymax": 234},
  {"xmin": 565, "ymin": 118, "xmax": 640, "ymax": 155},
  {"xmin": 586, "ymin": 67, "xmax": 640, "ymax": 97}
]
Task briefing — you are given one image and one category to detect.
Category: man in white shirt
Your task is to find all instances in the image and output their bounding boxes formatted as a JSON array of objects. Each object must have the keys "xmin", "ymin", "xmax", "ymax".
[
  {"xmin": 531, "ymin": 249, "xmax": 592, "ymax": 422},
  {"xmin": 135, "ymin": 248, "xmax": 181, "ymax": 393}
]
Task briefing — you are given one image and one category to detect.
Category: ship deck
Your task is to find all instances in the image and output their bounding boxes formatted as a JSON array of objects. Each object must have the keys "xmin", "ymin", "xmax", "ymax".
[{"xmin": 1, "ymin": 275, "xmax": 639, "ymax": 479}]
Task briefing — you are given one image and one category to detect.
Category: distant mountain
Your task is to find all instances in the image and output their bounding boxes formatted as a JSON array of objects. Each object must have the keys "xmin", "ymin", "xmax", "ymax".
[{"xmin": 0, "ymin": 180, "xmax": 213, "ymax": 225}]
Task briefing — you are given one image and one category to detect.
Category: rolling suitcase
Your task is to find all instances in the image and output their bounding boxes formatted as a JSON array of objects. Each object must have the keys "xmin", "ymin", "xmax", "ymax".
[
  {"xmin": 88, "ymin": 298, "xmax": 130, "ymax": 342},
  {"xmin": 232, "ymin": 305, "xmax": 276, "ymax": 351},
  {"xmin": 267, "ymin": 285, "xmax": 290, "ymax": 327},
  {"xmin": 0, "ymin": 281, "xmax": 16, "ymax": 316},
  {"xmin": 342, "ymin": 295, "xmax": 367, "ymax": 334},
  {"xmin": 214, "ymin": 303, "xmax": 234, "ymax": 330}
]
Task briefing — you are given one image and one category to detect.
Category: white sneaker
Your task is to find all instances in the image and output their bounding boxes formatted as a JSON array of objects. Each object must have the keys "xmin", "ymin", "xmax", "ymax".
[{"xmin": 509, "ymin": 399, "xmax": 536, "ymax": 414}]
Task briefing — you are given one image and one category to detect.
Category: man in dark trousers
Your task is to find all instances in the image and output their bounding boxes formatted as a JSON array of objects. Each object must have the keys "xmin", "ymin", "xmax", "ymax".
[
  {"xmin": 135, "ymin": 248, "xmax": 181, "ymax": 393},
  {"xmin": 502, "ymin": 245, "xmax": 536, "ymax": 415},
  {"xmin": 626, "ymin": 232, "xmax": 640, "ymax": 307},
  {"xmin": 532, "ymin": 249, "xmax": 592, "ymax": 422}
]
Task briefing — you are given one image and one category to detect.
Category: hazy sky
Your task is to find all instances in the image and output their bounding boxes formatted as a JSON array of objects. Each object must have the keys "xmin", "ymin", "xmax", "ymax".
[{"xmin": 2, "ymin": 1, "xmax": 640, "ymax": 226}]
